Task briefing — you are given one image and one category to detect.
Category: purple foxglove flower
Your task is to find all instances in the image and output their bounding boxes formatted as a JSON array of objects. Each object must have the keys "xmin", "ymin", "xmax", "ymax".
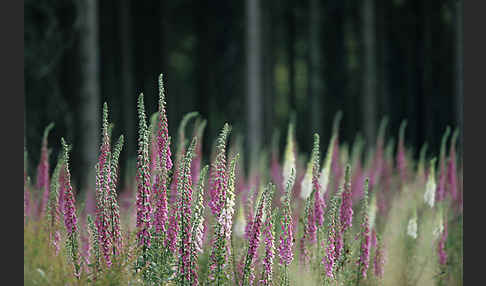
[
  {"xmin": 260, "ymin": 213, "xmax": 276, "ymax": 285},
  {"xmin": 278, "ymin": 209, "xmax": 294, "ymax": 266},
  {"xmin": 322, "ymin": 189, "xmax": 341, "ymax": 279},
  {"xmin": 166, "ymin": 209, "xmax": 180, "ymax": 253},
  {"xmin": 241, "ymin": 183, "xmax": 274, "ymax": 286},
  {"xmin": 94, "ymin": 103, "xmax": 114, "ymax": 267},
  {"xmin": 208, "ymin": 124, "xmax": 231, "ymax": 217},
  {"xmin": 153, "ymin": 76, "xmax": 173, "ymax": 236},
  {"xmin": 108, "ymin": 135, "xmax": 124, "ymax": 256},
  {"xmin": 357, "ymin": 179, "xmax": 371, "ymax": 279},
  {"xmin": 208, "ymin": 148, "xmax": 239, "ymax": 285},
  {"xmin": 60, "ymin": 138, "xmax": 81, "ymax": 279},
  {"xmin": 340, "ymin": 165, "xmax": 353, "ymax": 233}
]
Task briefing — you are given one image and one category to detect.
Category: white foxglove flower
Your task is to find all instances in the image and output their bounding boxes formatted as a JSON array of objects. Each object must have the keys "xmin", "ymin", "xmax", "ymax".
[
  {"xmin": 300, "ymin": 168, "xmax": 313, "ymax": 199},
  {"xmin": 283, "ymin": 124, "xmax": 296, "ymax": 190},
  {"xmin": 407, "ymin": 217, "xmax": 418, "ymax": 239},
  {"xmin": 424, "ymin": 158, "xmax": 437, "ymax": 208},
  {"xmin": 433, "ymin": 221, "xmax": 444, "ymax": 239}
]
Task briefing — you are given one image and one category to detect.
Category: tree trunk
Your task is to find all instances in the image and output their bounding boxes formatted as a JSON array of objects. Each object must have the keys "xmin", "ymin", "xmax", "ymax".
[
  {"xmin": 263, "ymin": 0, "xmax": 275, "ymax": 147},
  {"xmin": 119, "ymin": 0, "xmax": 135, "ymax": 187},
  {"xmin": 362, "ymin": 0, "xmax": 377, "ymax": 145},
  {"xmin": 308, "ymin": 0, "xmax": 323, "ymax": 136},
  {"xmin": 246, "ymin": 0, "xmax": 263, "ymax": 170},
  {"xmin": 78, "ymin": 0, "xmax": 100, "ymax": 193}
]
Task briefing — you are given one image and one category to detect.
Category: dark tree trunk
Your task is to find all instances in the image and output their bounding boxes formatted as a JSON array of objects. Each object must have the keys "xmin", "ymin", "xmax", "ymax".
[
  {"xmin": 362, "ymin": 0, "xmax": 377, "ymax": 145},
  {"xmin": 78, "ymin": 0, "xmax": 100, "ymax": 193},
  {"xmin": 308, "ymin": 0, "xmax": 323, "ymax": 136},
  {"xmin": 246, "ymin": 0, "xmax": 263, "ymax": 170},
  {"xmin": 119, "ymin": 0, "xmax": 135, "ymax": 188}
]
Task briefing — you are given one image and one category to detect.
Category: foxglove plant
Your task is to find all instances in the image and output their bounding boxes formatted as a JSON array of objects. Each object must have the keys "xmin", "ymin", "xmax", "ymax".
[
  {"xmin": 135, "ymin": 94, "xmax": 152, "ymax": 249},
  {"xmin": 241, "ymin": 183, "xmax": 274, "ymax": 286},
  {"xmin": 407, "ymin": 213, "xmax": 418, "ymax": 239},
  {"xmin": 208, "ymin": 123, "xmax": 231, "ymax": 216},
  {"xmin": 424, "ymin": 158, "xmax": 437, "ymax": 208},
  {"xmin": 436, "ymin": 127, "xmax": 451, "ymax": 202},
  {"xmin": 87, "ymin": 214, "xmax": 101, "ymax": 279},
  {"xmin": 351, "ymin": 135, "xmax": 365, "ymax": 200},
  {"xmin": 282, "ymin": 122, "xmax": 296, "ymax": 191},
  {"xmin": 278, "ymin": 168, "xmax": 295, "ymax": 286},
  {"xmin": 176, "ymin": 137, "xmax": 197, "ymax": 285},
  {"xmin": 300, "ymin": 134, "xmax": 320, "ymax": 201},
  {"xmin": 207, "ymin": 123, "xmax": 233, "ymax": 283},
  {"xmin": 207, "ymin": 149, "xmax": 239, "ymax": 285},
  {"xmin": 319, "ymin": 134, "xmax": 336, "ymax": 198},
  {"xmin": 300, "ymin": 135, "xmax": 322, "ymax": 261},
  {"xmin": 311, "ymin": 134, "xmax": 325, "ymax": 228},
  {"xmin": 189, "ymin": 165, "xmax": 209, "ymax": 285},
  {"xmin": 108, "ymin": 135, "xmax": 124, "ymax": 256},
  {"xmin": 448, "ymin": 128, "xmax": 460, "ymax": 201},
  {"xmin": 153, "ymin": 74, "xmax": 172, "ymax": 239},
  {"xmin": 299, "ymin": 191, "xmax": 314, "ymax": 264},
  {"xmin": 377, "ymin": 139, "xmax": 395, "ymax": 217},
  {"xmin": 95, "ymin": 103, "xmax": 113, "ymax": 268},
  {"xmin": 374, "ymin": 235, "xmax": 385, "ymax": 278},
  {"xmin": 340, "ymin": 165, "xmax": 353, "ymax": 233},
  {"xmin": 169, "ymin": 111, "xmax": 199, "ymax": 205},
  {"xmin": 46, "ymin": 153, "xmax": 64, "ymax": 254},
  {"xmin": 191, "ymin": 118, "xmax": 207, "ymax": 185},
  {"xmin": 322, "ymin": 188, "xmax": 342, "ymax": 279},
  {"xmin": 61, "ymin": 138, "xmax": 81, "ymax": 279},
  {"xmin": 260, "ymin": 211, "xmax": 276, "ymax": 286},
  {"xmin": 300, "ymin": 134, "xmax": 323, "ymax": 266},
  {"xmin": 37, "ymin": 123, "xmax": 54, "ymax": 217},
  {"xmin": 396, "ymin": 120, "xmax": 408, "ymax": 186},
  {"xmin": 356, "ymin": 179, "xmax": 371, "ymax": 281},
  {"xmin": 370, "ymin": 118, "xmax": 388, "ymax": 190},
  {"xmin": 438, "ymin": 219, "xmax": 448, "ymax": 265}
]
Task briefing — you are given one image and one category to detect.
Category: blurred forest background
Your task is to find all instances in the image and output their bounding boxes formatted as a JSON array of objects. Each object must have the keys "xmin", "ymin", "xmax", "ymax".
[{"xmin": 24, "ymin": 0, "xmax": 463, "ymax": 194}]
